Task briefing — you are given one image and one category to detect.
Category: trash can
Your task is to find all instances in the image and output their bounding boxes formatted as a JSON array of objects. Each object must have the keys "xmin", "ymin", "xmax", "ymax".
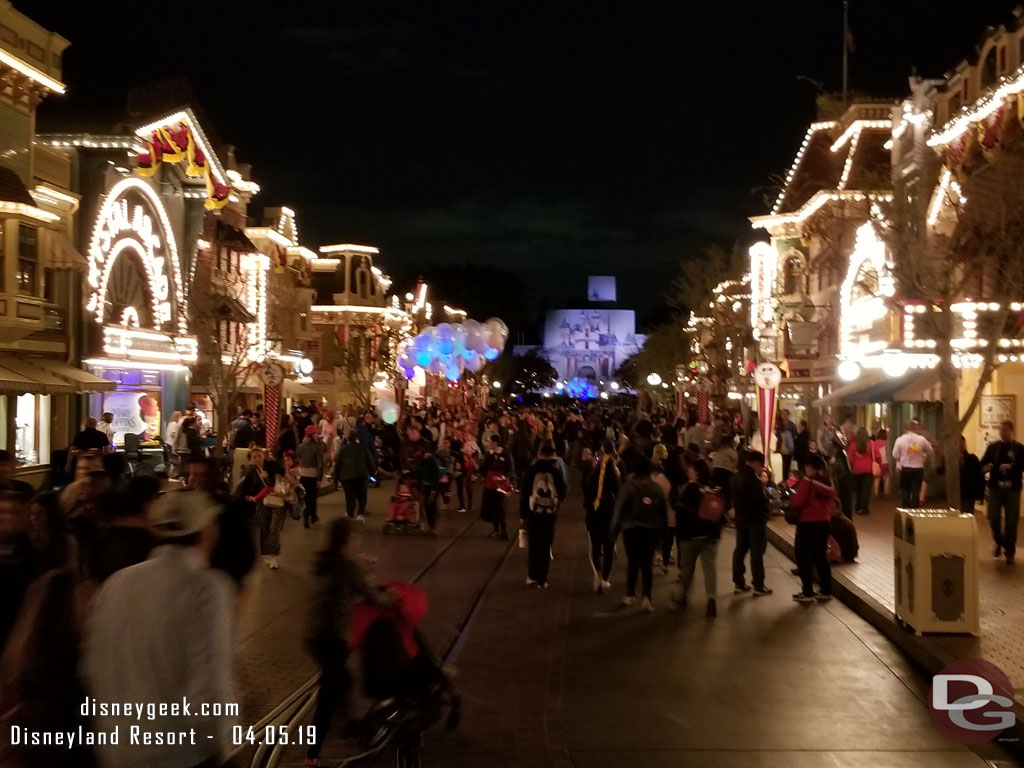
[{"xmin": 894, "ymin": 508, "xmax": 980, "ymax": 636}]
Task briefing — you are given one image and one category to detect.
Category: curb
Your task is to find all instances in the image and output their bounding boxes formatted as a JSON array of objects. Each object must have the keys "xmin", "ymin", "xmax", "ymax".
[{"xmin": 766, "ymin": 524, "xmax": 1024, "ymax": 760}]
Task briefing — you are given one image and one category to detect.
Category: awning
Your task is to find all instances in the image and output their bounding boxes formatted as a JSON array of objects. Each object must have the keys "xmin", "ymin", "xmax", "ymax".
[
  {"xmin": 283, "ymin": 379, "xmax": 318, "ymax": 399},
  {"xmin": 0, "ymin": 356, "xmax": 115, "ymax": 394},
  {"xmin": 41, "ymin": 229, "xmax": 88, "ymax": 272},
  {"xmin": 813, "ymin": 369, "xmax": 941, "ymax": 409}
]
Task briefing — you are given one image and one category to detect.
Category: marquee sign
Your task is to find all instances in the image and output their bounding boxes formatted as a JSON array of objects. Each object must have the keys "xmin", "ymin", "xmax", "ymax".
[{"xmin": 86, "ymin": 177, "xmax": 186, "ymax": 333}]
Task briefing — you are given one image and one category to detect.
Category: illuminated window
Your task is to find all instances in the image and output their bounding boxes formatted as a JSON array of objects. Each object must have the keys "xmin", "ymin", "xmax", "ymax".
[
  {"xmin": 15, "ymin": 392, "xmax": 50, "ymax": 467},
  {"xmin": 17, "ymin": 225, "xmax": 37, "ymax": 295}
]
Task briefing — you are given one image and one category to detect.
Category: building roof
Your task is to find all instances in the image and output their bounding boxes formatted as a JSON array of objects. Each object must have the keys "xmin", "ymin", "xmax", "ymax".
[
  {"xmin": 0, "ymin": 165, "xmax": 38, "ymax": 206},
  {"xmin": 773, "ymin": 107, "xmax": 893, "ymax": 216}
]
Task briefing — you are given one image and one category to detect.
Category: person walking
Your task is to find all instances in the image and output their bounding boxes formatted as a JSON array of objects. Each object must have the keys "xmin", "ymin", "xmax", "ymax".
[
  {"xmin": 847, "ymin": 427, "xmax": 880, "ymax": 516},
  {"xmin": 872, "ymin": 427, "xmax": 890, "ymax": 498},
  {"xmin": 611, "ymin": 456, "xmax": 668, "ymax": 612},
  {"xmin": 789, "ymin": 454, "xmax": 836, "ymax": 602},
  {"xmin": 794, "ymin": 420, "xmax": 811, "ymax": 476},
  {"xmin": 480, "ymin": 433, "xmax": 512, "ymax": 540},
  {"xmin": 672, "ymin": 458, "xmax": 723, "ymax": 618},
  {"xmin": 520, "ymin": 441, "xmax": 566, "ymax": 588},
  {"xmin": 776, "ymin": 409, "xmax": 796, "ymax": 480},
  {"xmin": 583, "ymin": 441, "xmax": 619, "ymax": 593},
  {"xmin": 652, "ymin": 443, "xmax": 674, "ymax": 572},
  {"xmin": 957, "ymin": 435, "xmax": 985, "ymax": 515},
  {"xmin": 710, "ymin": 433, "xmax": 738, "ymax": 513},
  {"xmin": 236, "ymin": 447, "xmax": 286, "ymax": 569},
  {"xmin": 981, "ymin": 420, "xmax": 1024, "ymax": 564},
  {"xmin": 731, "ymin": 451, "xmax": 773, "ymax": 596},
  {"xmin": 335, "ymin": 430, "xmax": 372, "ymax": 521},
  {"xmin": 82, "ymin": 492, "xmax": 237, "ymax": 768},
  {"xmin": 892, "ymin": 419, "xmax": 933, "ymax": 508},
  {"xmin": 304, "ymin": 517, "xmax": 386, "ymax": 768},
  {"xmin": 297, "ymin": 425, "xmax": 325, "ymax": 528}
]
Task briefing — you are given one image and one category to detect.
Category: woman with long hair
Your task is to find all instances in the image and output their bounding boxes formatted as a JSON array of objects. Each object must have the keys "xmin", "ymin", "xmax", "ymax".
[
  {"xmin": 611, "ymin": 456, "xmax": 668, "ymax": 613},
  {"xmin": 235, "ymin": 447, "xmax": 284, "ymax": 569},
  {"xmin": 583, "ymin": 441, "xmax": 619, "ymax": 593},
  {"xmin": 0, "ymin": 568, "xmax": 95, "ymax": 768},
  {"xmin": 790, "ymin": 454, "xmax": 836, "ymax": 602},
  {"xmin": 846, "ymin": 426, "xmax": 880, "ymax": 516},
  {"xmin": 872, "ymin": 427, "xmax": 890, "ymax": 498}
]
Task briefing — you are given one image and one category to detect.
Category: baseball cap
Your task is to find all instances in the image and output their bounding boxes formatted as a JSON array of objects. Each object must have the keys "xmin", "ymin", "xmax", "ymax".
[
  {"xmin": 150, "ymin": 490, "xmax": 221, "ymax": 538},
  {"xmin": 305, "ymin": 425, "xmax": 319, "ymax": 436}
]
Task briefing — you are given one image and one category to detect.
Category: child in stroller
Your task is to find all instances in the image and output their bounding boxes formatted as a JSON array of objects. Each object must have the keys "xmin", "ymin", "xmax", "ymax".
[
  {"xmin": 341, "ymin": 582, "xmax": 461, "ymax": 768},
  {"xmin": 384, "ymin": 472, "xmax": 421, "ymax": 534}
]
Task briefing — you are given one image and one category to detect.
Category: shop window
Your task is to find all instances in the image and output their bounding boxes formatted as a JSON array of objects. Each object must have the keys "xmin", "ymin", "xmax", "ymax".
[
  {"xmin": 982, "ymin": 48, "xmax": 997, "ymax": 88},
  {"xmin": 17, "ymin": 225, "xmax": 37, "ymax": 295},
  {"xmin": 15, "ymin": 392, "xmax": 49, "ymax": 467}
]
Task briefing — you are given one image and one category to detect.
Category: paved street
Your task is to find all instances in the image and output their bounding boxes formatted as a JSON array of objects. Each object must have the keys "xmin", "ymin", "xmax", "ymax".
[{"xmin": 254, "ymin": 479, "xmax": 1009, "ymax": 768}]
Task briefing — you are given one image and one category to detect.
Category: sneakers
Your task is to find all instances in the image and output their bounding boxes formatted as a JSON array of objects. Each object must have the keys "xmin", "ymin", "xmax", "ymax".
[
  {"xmin": 815, "ymin": 593, "xmax": 833, "ymax": 602},
  {"xmin": 733, "ymin": 584, "xmax": 752, "ymax": 594},
  {"xmin": 268, "ymin": 558, "xmax": 279, "ymax": 570},
  {"xmin": 705, "ymin": 599, "xmax": 717, "ymax": 618},
  {"xmin": 621, "ymin": 596, "xmax": 636, "ymax": 606},
  {"xmin": 601, "ymin": 580, "xmax": 611, "ymax": 591},
  {"xmin": 752, "ymin": 586, "xmax": 773, "ymax": 597},
  {"xmin": 792, "ymin": 592, "xmax": 815, "ymax": 603},
  {"xmin": 641, "ymin": 598, "xmax": 655, "ymax": 613},
  {"xmin": 457, "ymin": 507, "xmax": 467, "ymax": 513},
  {"xmin": 487, "ymin": 531, "xmax": 500, "ymax": 539},
  {"xmin": 592, "ymin": 573, "xmax": 602, "ymax": 593},
  {"xmin": 356, "ymin": 514, "xmax": 365, "ymax": 524},
  {"xmin": 526, "ymin": 578, "xmax": 538, "ymax": 587}
]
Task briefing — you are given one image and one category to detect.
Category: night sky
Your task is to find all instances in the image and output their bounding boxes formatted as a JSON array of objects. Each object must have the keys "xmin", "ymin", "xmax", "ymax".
[{"xmin": 19, "ymin": 0, "xmax": 1024, "ymax": 329}]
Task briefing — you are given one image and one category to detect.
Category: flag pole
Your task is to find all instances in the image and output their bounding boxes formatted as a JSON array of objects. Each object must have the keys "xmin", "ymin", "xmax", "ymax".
[{"xmin": 842, "ymin": 0, "xmax": 849, "ymax": 103}]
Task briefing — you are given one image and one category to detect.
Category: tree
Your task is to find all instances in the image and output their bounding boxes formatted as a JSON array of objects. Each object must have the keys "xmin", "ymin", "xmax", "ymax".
[
  {"xmin": 484, "ymin": 349, "xmax": 556, "ymax": 393},
  {"xmin": 877, "ymin": 129, "xmax": 1024, "ymax": 502},
  {"xmin": 329, "ymin": 321, "xmax": 409, "ymax": 411},
  {"xmin": 189, "ymin": 259, "xmax": 258, "ymax": 457}
]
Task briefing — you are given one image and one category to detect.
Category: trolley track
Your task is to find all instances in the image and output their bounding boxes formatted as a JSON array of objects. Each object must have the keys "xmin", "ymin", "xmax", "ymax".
[{"xmin": 235, "ymin": 513, "xmax": 516, "ymax": 768}]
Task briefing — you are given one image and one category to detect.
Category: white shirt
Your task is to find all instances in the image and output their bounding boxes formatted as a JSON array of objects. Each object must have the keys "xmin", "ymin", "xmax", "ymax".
[
  {"xmin": 164, "ymin": 419, "xmax": 180, "ymax": 449},
  {"xmin": 82, "ymin": 545, "xmax": 237, "ymax": 768},
  {"xmin": 892, "ymin": 432, "xmax": 933, "ymax": 469}
]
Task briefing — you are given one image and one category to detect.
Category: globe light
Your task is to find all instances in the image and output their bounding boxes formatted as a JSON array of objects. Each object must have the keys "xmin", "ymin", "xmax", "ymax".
[
  {"xmin": 298, "ymin": 358, "xmax": 314, "ymax": 375},
  {"xmin": 882, "ymin": 352, "xmax": 910, "ymax": 379},
  {"xmin": 646, "ymin": 372, "xmax": 662, "ymax": 387},
  {"xmin": 555, "ymin": 382, "xmax": 564, "ymax": 391},
  {"xmin": 492, "ymin": 381, "xmax": 502, "ymax": 389},
  {"xmin": 661, "ymin": 382, "xmax": 669, "ymax": 389},
  {"xmin": 837, "ymin": 359, "xmax": 862, "ymax": 382},
  {"xmin": 610, "ymin": 381, "xmax": 620, "ymax": 390},
  {"xmin": 600, "ymin": 391, "xmax": 609, "ymax": 400}
]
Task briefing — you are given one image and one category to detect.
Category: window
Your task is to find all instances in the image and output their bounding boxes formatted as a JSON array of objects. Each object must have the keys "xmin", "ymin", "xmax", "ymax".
[
  {"xmin": 17, "ymin": 225, "xmax": 37, "ymax": 295},
  {"xmin": 15, "ymin": 392, "xmax": 49, "ymax": 466},
  {"xmin": 982, "ymin": 48, "xmax": 997, "ymax": 88},
  {"xmin": 783, "ymin": 257, "xmax": 804, "ymax": 295}
]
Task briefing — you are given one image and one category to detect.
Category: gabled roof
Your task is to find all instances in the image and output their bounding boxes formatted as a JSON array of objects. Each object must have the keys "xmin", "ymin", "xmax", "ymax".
[{"xmin": 771, "ymin": 112, "xmax": 892, "ymax": 216}]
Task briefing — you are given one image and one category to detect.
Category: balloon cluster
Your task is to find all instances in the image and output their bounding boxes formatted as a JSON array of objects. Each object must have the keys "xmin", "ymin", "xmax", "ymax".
[
  {"xmin": 377, "ymin": 394, "xmax": 400, "ymax": 425},
  {"xmin": 564, "ymin": 377, "xmax": 597, "ymax": 401},
  {"xmin": 397, "ymin": 318, "xmax": 508, "ymax": 383}
]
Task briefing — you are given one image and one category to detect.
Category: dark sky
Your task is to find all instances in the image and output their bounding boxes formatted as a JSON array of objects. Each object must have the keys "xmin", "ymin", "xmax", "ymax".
[{"xmin": 19, "ymin": 0, "xmax": 1022, "ymax": 325}]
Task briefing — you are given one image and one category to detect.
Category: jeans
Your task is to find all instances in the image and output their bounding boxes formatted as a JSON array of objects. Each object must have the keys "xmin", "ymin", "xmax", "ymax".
[
  {"xmin": 732, "ymin": 522, "xmax": 767, "ymax": 590},
  {"xmin": 623, "ymin": 527, "xmax": 658, "ymax": 599},
  {"xmin": 300, "ymin": 476, "xmax": 320, "ymax": 524},
  {"xmin": 677, "ymin": 537, "xmax": 718, "ymax": 600},
  {"xmin": 422, "ymin": 487, "xmax": 438, "ymax": 530},
  {"xmin": 527, "ymin": 513, "xmax": 556, "ymax": 584},
  {"xmin": 836, "ymin": 472, "xmax": 854, "ymax": 519},
  {"xmin": 795, "ymin": 520, "xmax": 832, "ymax": 595},
  {"xmin": 781, "ymin": 454, "xmax": 793, "ymax": 481},
  {"xmin": 899, "ymin": 467, "xmax": 924, "ymax": 508},
  {"xmin": 306, "ymin": 637, "xmax": 352, "ymax": 759},
  {"xmin": 987, "ymin": 487, "xmax": 1021, "ymax": 557},
  {"xmin": 341, "ymin": 477, "xmax": 368, "ymax": 517},
  {"xmin": 586, "ymin": 511, "xmax": 614, "ymax": 581},
  {"xmin": 853, "ymin": 472, "xmax": 873, "ymax": 514}
]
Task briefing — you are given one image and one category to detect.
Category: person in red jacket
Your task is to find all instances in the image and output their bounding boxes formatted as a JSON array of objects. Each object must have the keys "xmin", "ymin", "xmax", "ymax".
[
  {"xmin": 847, "ymin": 427, "xmax": 881, "ymax": 516},
  {"xmin": 790, "ymin": 454, "xmax": 836, "ymax": 602}
]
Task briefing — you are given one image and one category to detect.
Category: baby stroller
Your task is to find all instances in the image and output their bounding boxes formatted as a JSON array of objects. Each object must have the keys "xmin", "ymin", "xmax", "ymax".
[
  {"xmin": 341, "ymin": 582, "xmax": 461, "ymax": 768},
  {"xmin": 384, "ymin": 473, "xmax": 421, "ymax": 534}
]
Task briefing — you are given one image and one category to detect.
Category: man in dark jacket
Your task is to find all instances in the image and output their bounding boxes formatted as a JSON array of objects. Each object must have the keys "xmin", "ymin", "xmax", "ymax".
[
  {"xmin": 981, "ymin": 420, "xmax": 1024, "ymax": 564},
  {"xmin": 731, "ymin": 451, "xmax": 772, "ymax": 596},
  {"xmin": 520, "ymin": 441, "xmax": 567, "ymax": 588}
]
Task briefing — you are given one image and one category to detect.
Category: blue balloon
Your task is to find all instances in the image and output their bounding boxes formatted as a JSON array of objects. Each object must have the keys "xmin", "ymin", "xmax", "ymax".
[
  {"xmin": 415, "ymin": 349, "xmax": 432, "ymax": 367},
  {"xmin": 483, "ymin": 346, "xmax": 500, "ymax": 361},
  {"xmin": 439, "ymin": 337, "xmax": 455, "ymax": 355},
  {"xmin": 403, "ymin": 366, "xmax": 415, "ymax": 380},
  {"xmin": 446, "ymin": 365, "xmax": 461, "ymax": 382}
]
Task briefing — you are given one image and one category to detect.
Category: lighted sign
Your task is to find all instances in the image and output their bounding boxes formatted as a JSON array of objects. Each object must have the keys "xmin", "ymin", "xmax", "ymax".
[{"xmin": 87, "ymin": 177, "xmax": 185, "ymax": 332}]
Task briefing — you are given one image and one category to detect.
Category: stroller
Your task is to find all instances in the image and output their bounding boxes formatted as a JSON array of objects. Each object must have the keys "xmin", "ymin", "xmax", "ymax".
[
  {"xmin": 383, "ymin": 473, "xmax": 421, "ymax": 534},
  {"xmin": 341, "ymin": 582, "xmax": 461, "ymax": 768}
]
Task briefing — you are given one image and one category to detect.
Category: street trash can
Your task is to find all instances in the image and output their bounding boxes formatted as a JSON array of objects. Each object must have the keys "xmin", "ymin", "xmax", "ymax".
[{"xmin": 893, "ymin": 508, "xmax": 979, "ymax": 635}]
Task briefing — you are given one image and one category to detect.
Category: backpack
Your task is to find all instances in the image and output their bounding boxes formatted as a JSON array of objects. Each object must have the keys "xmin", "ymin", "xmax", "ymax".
[
  {"xmin": 698, "ymin": 488, "xmax": 726, "ymax": 523},
  {"xmin": 529, "ymin": 470, "xmax": 558, "ymax": 513}
]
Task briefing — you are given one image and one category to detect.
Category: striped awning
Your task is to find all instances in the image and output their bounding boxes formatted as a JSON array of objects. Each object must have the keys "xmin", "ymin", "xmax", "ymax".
[
  {"xmin": 0, "ymin": 356, "xmax": 114, "ymax": 394},
  {"xmin": 41, "ymin": 229, "xmax": 88, "ymax": 272}
]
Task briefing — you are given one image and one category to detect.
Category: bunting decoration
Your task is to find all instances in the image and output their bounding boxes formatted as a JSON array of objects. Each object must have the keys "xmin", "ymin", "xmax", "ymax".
[{"xmin": 137, "ymin": 120, "xmax": 231, "ymax": 210}]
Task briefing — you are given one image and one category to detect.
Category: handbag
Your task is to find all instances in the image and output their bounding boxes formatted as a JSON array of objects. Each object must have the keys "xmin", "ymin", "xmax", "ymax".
[{"xmin": 698, "ymin": 489, "xmax": 725, "ymax": 523}]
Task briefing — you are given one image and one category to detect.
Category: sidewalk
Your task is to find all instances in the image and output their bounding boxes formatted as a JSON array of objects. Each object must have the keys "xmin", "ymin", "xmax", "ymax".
[{"xmin": 766, "ymin": 498, "xmax": 1024, "ymax": 750}]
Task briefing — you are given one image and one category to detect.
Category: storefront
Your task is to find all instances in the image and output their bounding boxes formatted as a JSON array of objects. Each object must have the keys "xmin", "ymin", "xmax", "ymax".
[{"xmin": 81, "ymin": 175, "xmax": 197, "ymax": 446}]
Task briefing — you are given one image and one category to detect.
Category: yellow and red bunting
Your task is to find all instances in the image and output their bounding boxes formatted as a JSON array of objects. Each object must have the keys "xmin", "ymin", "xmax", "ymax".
[{"xmin": 135, "ymin": 121, "xmax": 229, "ymax": 209}]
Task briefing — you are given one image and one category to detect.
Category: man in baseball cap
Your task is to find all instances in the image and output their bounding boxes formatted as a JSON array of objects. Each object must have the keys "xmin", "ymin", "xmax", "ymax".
[{"xmin": 82, "ymin": 489, "xmax": 237, "ymax": 768}]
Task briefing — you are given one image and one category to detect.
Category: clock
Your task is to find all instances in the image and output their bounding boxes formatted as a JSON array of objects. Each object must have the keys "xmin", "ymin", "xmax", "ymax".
[
  {"xmin": 752, "ymin": 362, "xmax": 782, "ymax": 391},
  {"xmin": 259, "ymin": 363, "xmax": 284, "ymax": 387}
]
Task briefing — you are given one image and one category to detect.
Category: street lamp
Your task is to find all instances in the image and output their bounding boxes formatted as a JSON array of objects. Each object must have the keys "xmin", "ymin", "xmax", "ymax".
[
  {"xmin": 492, "ymin": 381, "xmax": 501, "ymax": 389},
  {"xmin": 610, "ymin": 381, "xmax": 620, "ymax": 390},
  {"xmin": 646, "ymin": 372, "xmax": 662, "ymax": 387}
]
